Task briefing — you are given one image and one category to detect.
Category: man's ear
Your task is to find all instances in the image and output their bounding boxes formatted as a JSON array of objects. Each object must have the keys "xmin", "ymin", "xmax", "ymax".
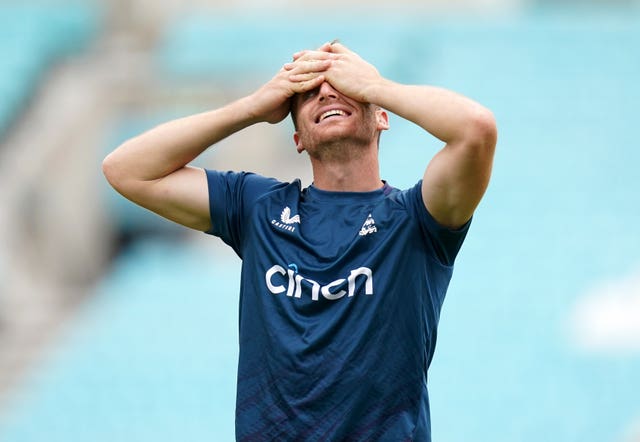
[
  {"xmin": 376, "ymin": 108, "xmax": 390, "ymax": 131},
  {"xmin": 294, "ymin": 132, "xmax": 305, "ymax": 154}
]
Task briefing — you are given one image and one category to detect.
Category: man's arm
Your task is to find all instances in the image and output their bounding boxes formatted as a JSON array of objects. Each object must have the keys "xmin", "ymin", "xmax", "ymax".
[
  {"xmin": 375, "ymin": 83, "xmax": 496, "ymax": 229},
  {"xmin": 371, "ymin": 83, "xmax": 496, "ymax": 230},
  {"xmin": 102, "ymin": 58, "xmax": 331, "ymax": 231},
  {"xmin": 291, "ymin": 43, "xmax": 497, "ymax": 229}
]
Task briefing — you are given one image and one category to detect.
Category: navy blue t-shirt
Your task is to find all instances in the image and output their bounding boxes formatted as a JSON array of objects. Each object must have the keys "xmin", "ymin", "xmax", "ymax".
[{"xmin": 205, "ymin": 170, "xmax": 470, "ymax": 442}]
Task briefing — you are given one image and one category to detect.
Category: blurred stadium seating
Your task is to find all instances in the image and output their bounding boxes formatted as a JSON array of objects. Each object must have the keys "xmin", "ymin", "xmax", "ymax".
[
  {"xmin": 1, "ymin": 2, "xmax": 639, "ymax": 442},
  {"xmin": 0, "ymin": 2, "xmax": 102, "ymax": 140},
  {"xmin": 156, "ymin": 13, "xmax": 420, "ymax": 83},
  {"xmin": 0, "ymin": 238, "xmax": 240, "ymax": 442},
  {"xmin": 0, "ymin": 0, "xmax": 105, "ymax": 394}
]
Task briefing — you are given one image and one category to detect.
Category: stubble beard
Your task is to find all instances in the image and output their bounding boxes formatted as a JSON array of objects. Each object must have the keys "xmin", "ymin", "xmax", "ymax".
[
  {"xmin": 301, "ymin": 111, "xmax": 378, "ymax": 163},
  {"xmin": 305, "ymin": 132, "xmax": 372, "ymax": 163}
]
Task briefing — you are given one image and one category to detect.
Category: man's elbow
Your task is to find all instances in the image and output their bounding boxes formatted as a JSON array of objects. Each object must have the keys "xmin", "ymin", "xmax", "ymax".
[
  {"xmin": 102, "ymin": 152, "xmax": 116, "ymax": 185},
  {"xmin": 102, "ymin": 151, "xmax": 129, "ymax": 194},
  {"xmin": 467, "ymin": 107, "xmax": 497, "ymax": 152}
]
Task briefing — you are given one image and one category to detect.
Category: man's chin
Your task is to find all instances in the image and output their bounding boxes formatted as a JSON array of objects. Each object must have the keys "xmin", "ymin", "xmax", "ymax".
[{"xmin": 307, "ymin": 138, "xmax": 371, "ymax": 161}]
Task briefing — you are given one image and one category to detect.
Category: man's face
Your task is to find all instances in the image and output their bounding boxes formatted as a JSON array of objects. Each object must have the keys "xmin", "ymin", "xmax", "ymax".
[{"xmin": 291, "ymin": 82, "xmax": 386, "ymax": 160}]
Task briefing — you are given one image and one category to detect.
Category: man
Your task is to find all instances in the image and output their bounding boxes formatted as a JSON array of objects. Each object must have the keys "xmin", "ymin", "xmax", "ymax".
[{"xmin": 103, "ymin": 41, "xmax": 496, "ymax": 441}]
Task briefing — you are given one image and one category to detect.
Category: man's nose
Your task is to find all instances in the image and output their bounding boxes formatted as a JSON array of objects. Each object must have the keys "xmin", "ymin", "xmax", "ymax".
[{"xmin": 318, "ymin": 82, "xmax": 338, "ymax": 101}]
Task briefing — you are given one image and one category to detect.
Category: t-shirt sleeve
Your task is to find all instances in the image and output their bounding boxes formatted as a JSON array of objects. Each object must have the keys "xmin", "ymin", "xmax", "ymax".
[
  {"xmin": 204, "ymin": 170, "xmax": 282, "ymax": 257},
  {"xmin": 404, "ymin": 180, "xmax": 471, "ymax": 267}
]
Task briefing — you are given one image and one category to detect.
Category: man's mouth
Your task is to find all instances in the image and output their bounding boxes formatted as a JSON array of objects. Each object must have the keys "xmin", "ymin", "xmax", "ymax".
[{"xmin": 316, "ymin": 109, "xmax": 350, "ymax": 124}]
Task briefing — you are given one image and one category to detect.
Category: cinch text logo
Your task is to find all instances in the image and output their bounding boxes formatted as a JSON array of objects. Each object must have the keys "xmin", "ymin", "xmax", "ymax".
[{"xmin": 265, "ymin": 265, "xmax": 374, "ymax": 301}]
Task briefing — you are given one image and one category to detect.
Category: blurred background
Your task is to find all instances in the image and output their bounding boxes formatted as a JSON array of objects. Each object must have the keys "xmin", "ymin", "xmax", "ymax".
[{"xmin": 0, "ymin": 0, "xmax": 639, "ymax": 440}]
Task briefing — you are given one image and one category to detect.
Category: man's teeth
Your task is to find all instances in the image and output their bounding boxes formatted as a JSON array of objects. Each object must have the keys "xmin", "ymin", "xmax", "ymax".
[{"xmin": 320, "ymin": 109, "xmax": 346, "ymax": 121}]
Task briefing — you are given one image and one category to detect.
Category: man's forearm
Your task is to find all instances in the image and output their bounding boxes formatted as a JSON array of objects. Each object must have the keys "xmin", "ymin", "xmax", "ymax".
[
  {"xmin": 365, "ymin": 80, "xmax": 495, "ymax": 145},
  {"xmin": 103, "ymin": 95, "xmax": 261, "ymax": 183}
]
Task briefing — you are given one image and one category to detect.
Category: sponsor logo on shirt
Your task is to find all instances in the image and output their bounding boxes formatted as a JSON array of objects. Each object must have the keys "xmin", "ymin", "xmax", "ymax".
[
  {"xmin": 358, "ymin": 213, "xmax": 377, "ymax": 236},
  {"xmin": 271, "ymin": 206, "xmax": 300, "ymax": 232},
  {"xmin": 265, "ymin": 265, "xmax": 374, "ymax": 301}
]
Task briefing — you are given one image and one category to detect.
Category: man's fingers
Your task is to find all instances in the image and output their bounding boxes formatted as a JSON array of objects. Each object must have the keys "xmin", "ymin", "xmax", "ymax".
[
  {"xmin": 291, "ymin": 50, "xmax": 336, "ymax": 63},
  {"xmin": 326, "ymin": 42, "xmax": 351, "ymax": 55},
  {"xmin": 284, "ymin": 58, "xmax": 331, "ymax": 70},
  {"xmin": 292, "ymin": 48, "xmax": 329, "ymax": 60},
  {"xmin": 292, "ymin": 75, "xmax": 325, "ymax": 93},
  {"xmin": 292, "ymin": 41, "xmax": 349, "ymax": 60},
  {"xmin": 284, "ymin": 58, "xmax": 332, "ymax": 74},
  {"xmin": 317, "ymin": 41, "xmax": 334, "ymax": 52},
  {"xmin": 289, "ymin": 72, "xmax": 322, "ymax": 83}
]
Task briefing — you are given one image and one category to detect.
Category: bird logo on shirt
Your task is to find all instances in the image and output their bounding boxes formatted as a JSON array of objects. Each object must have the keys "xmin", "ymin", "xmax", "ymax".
[{"xmin": 280, "ymin": 207, "xmax": 301, "ymax": 225}]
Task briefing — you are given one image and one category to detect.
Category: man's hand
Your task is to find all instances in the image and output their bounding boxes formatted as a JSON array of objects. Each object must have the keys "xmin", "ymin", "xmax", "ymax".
[
  {"xmin": 287, "ymin": 42, "xmax": 385, "ymax": 104},
  {"xmin": 250, "ymin": 57, "xmax": 331, "ymax": 124}
]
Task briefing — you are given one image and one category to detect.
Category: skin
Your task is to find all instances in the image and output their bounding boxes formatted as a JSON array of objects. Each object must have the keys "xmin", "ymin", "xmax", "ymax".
[{"xmin": 102, "ymin": 42, "xmax": 497, "ymax": 232}]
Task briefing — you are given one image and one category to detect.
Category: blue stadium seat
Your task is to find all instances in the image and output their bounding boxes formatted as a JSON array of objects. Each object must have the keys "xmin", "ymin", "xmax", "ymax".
[
  {"xmin": 0, "ymin": 239, "xmax": 241, "ymax": 442},
  {"xmin": 0, "ymin": 2, "xmax": 102, "ymax": 140},
  {"xmin": 156, "ymin": 13, "xmax": 426, "ymax": 84}
]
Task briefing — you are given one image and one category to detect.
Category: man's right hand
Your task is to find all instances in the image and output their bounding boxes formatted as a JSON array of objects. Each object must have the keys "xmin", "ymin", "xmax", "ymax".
[{"xmin": 249, "ymin": 55, "xmax": 333, "ymax": 124}]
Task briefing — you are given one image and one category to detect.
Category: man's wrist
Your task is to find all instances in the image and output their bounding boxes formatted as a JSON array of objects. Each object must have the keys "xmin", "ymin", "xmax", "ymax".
[
  {"xmin": 362, "ymin": 77, "xmax": 395, "ymax": 106},
  {"xmin": 235, "ymin": 93, "xmax": 269, "ymax": 125}
]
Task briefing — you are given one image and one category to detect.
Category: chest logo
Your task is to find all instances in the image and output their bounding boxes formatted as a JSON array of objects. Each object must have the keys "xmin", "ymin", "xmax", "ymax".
[
  {"xmin": 265, "ymin": 264, "xmax": 374, "ymax": 301},
  {"xmin": 280, "ymin": 207, "xmax": 300, "ymax": 225},
  {"xmin": 358, "ymin": 213, "xmax": 377, "ymax": 236},
  {"xmin": 271, "ymin": 206, "xmax": 300, "ymax": 232}
]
